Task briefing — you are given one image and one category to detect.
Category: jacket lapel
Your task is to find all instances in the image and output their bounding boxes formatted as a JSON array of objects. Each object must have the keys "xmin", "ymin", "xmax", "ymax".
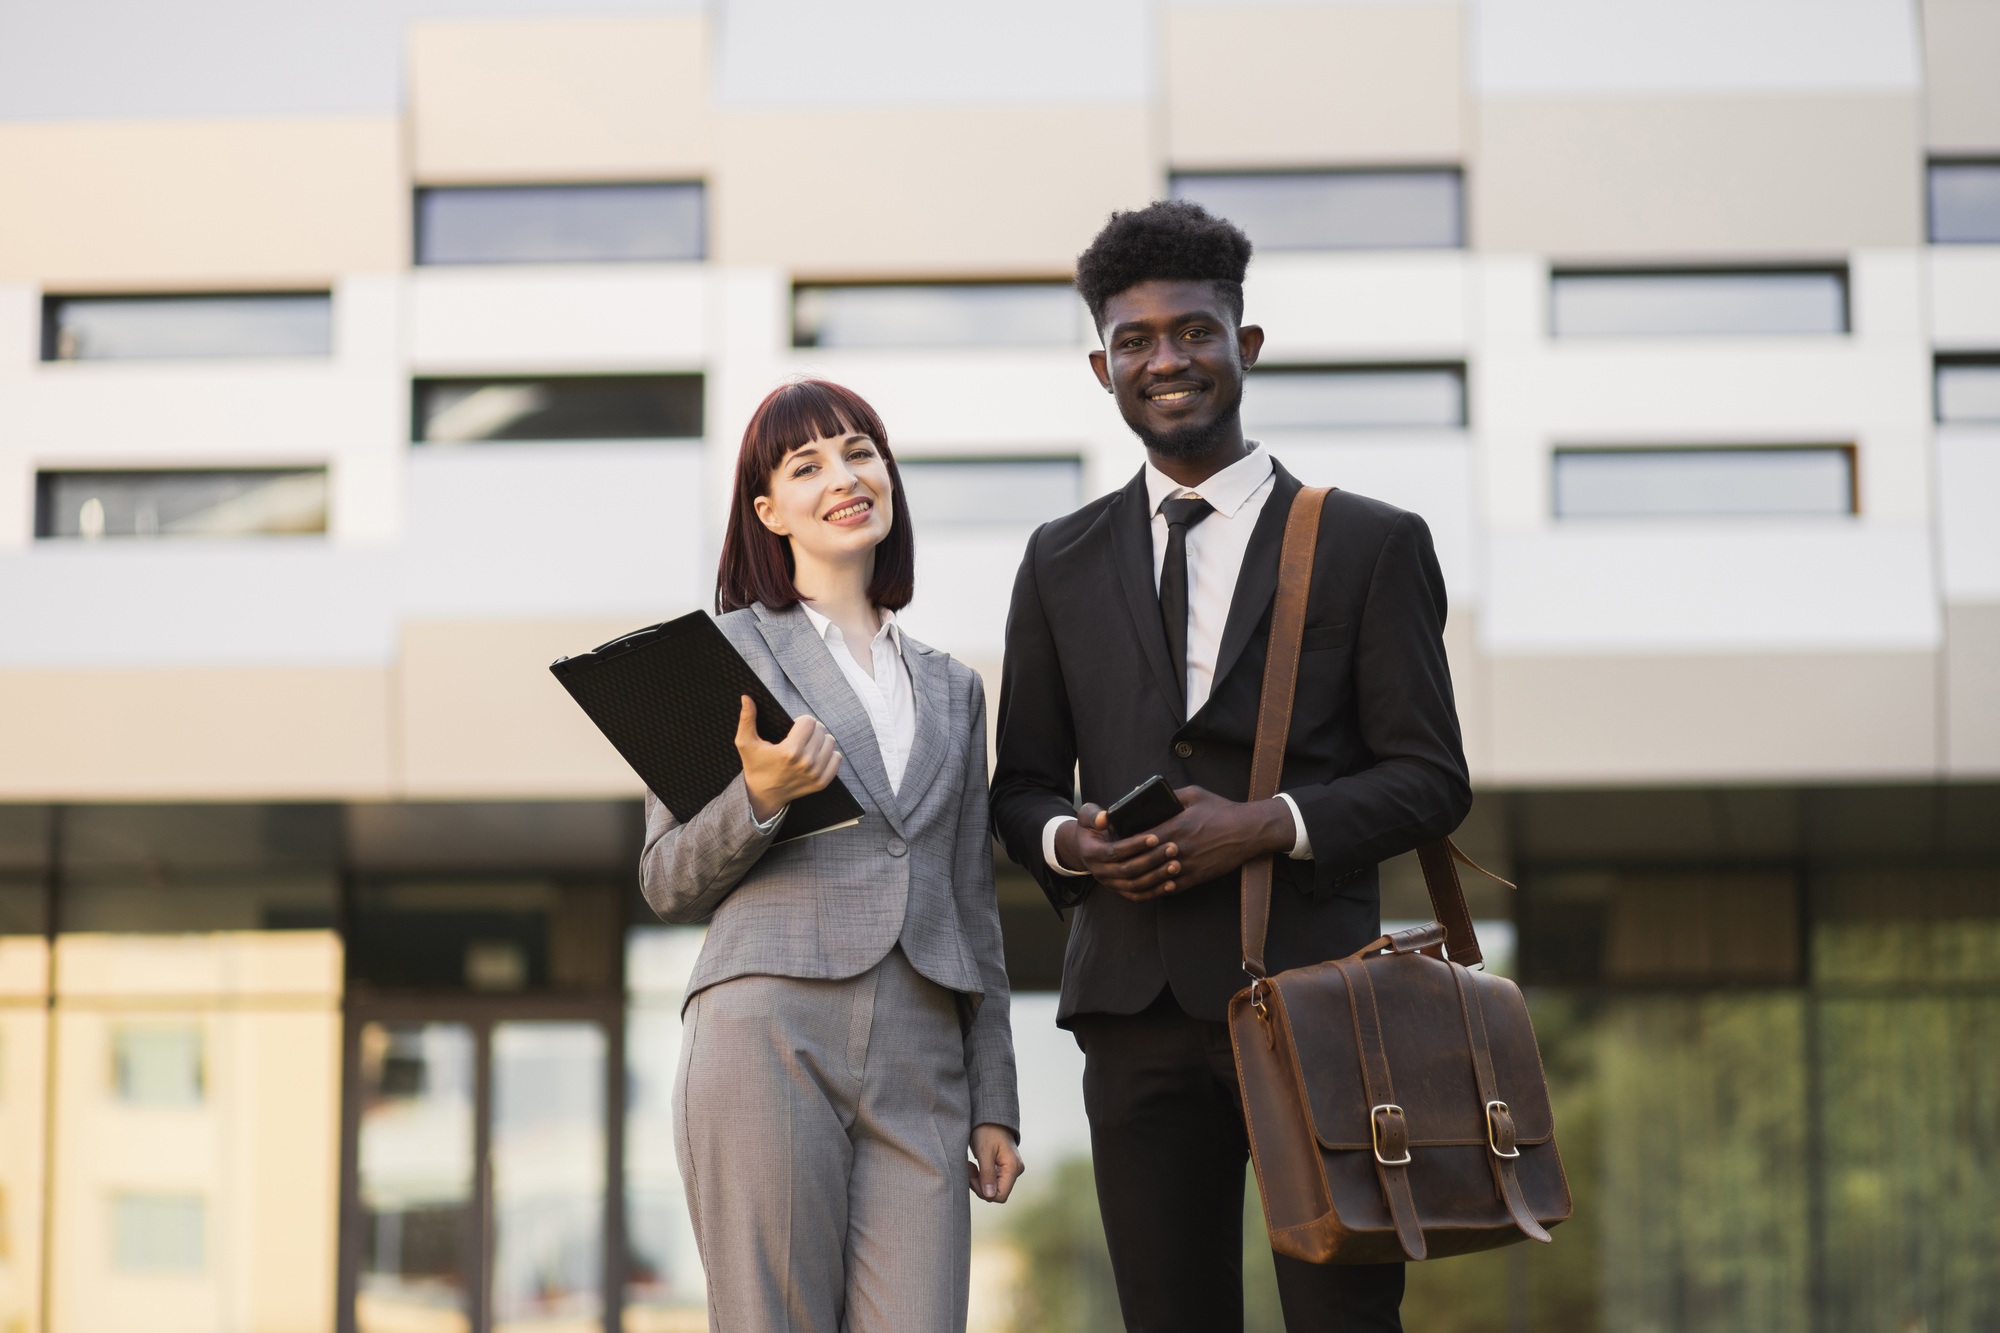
[
  {"xmin": 894, "ymin": 634, "xmax": 954, "ymax": 825},
  {"xmin": 750, "ymin": 603, "xmax": 903, "ymax": 830},
  {"xmin": 1204, "ymin": 460, "xmax": 1305, "ymax": 707},
  {"xmin": 1108, "ymin": 468, "xmax": 1184, "ymax": 713}
]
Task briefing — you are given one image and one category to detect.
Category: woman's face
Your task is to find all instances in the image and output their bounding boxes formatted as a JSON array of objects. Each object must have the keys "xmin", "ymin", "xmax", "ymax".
[{"xmin": 753, "ymin": 430, "xmax": 896, "ymax": 571}]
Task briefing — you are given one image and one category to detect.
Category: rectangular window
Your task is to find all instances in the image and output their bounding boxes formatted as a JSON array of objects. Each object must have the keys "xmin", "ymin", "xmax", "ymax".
[
  {"xmin": 1169, "ymin": 170, "xmax": 1463, "ymax": 251},
  {"xmin": 1928, "ymin": 161, "xmax": 2000, "ymax": 244},
  {"xmin": 792, "ymin": 283, "xmax": 1082, "ymax": 349},
  {"xmin": 412, "ymin": 375, "xmax": 704, "ymax": 443},
  {"xmin": 112, "ymin": 1194, "xmax": 205, "ymax": 1274},
  {"xmin": 41, "ymin": 293, "xmax": 332, "ymax": 361},
  {"xmin": 1550, "ymin": 269, "xmax": 1849, "ymax": 337},
  {"xmin": 1936, "ymin": 356, "xmax": 2000, "ymax": 423},
  {"xmin": 113, "ymin": 1026, "xmax": 204, "ymax": 1106},
  {"xmin": 895, "ymin": 458, "xmax": 1083, "ymax": 527},
  {"xmin": 415, "ymin": 183, "xmax": 705, "ymax": 264},
  {"xmin": 1552, "ymin": 446, "xmax": 1856, "ymax": 520},
  {"xmin": 35, "ymin": 469, "xmax": 329, "ymax": 539},
  {"xmin": 1243, "ymin": 364, "xmax": 1466, "ymax": 432}
]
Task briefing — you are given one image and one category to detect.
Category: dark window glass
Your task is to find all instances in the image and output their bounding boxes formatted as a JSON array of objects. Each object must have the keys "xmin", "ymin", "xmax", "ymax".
[
  {"xmin": 35, "ymin": 469, "xmax": 329, "ymax": 539},
  {"xmin": 1170, "ymin": 170, "xmax": 1463, "ymax": 250},
  {"xmin": 415, "ymin": 183, "xmax": 705, "ymax": 264},
  {"xmin": 42, "ymin": 293, "xmax": 331, "ymax": 361},
  {"xmin": 56, "ymin": 804, "xmax": 341, "ymax": 931},
  {"xmin": 1520, "ymin": 869, "xmax": 1802, "ymax": 985},
  {"xmin": 896, "ymin": 458, "xmax": 1082, "ymax": 527},
  {"xmin": 792, "ymin": 283, "xmax": 1082, "ymax": 349},
  {"xmin": 1936, "ymin": 356, "xmax": 2000, "ymax": 423},
  {"xmin": 1551, "ymin": 269, "xmax": 1849, "ymax": 337},
  {"xmin": 412, "ymin": 375, "xmax": 704, "ymax": 443},
  {"xmin": 345, "ymin": 879, "xmax": 620, "ymax": 993},
  {"xmin": 1928, "ymin": 161, "xmax": 2000, "ymax": 244},
  {"xmin": 1244, "ymin": 364, "xmax": 1466, "ymax": 431},
  {"xmin": 1553, "ymin": 446, "xmax": 1855, "ymax": 520}
]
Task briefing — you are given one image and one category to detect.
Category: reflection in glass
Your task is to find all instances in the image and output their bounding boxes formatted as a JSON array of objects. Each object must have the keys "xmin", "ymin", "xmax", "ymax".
[
  {"xmin": 491, "ymin": 1022, "xmax": 606, "ymax": 1333},
  {"xmin": 357, "ymin": 1022, "xmax": 476, "ymax": 1333},
  {"xmin": 413, "ymin": 376, "xmax": 705, "ymax": 444},
  {"xmin": 896, "ymin": 459, "xmax": 1082, "ymax": 527},
  {"xmin": 625, "ymin": 928, "xmax": 707, "ymax": 1326},
  {"xmin": 35, "ymin": 469, "xmax": 329, "ymax": 540},
  {"xmin": 41, "ymin": 294, "xmax": 331, "ymax": 360},
  {"xmin": 1927, "ymin": 161, "xmax": 2000, "ymax": 244},
  {"xmin": 1551, "ymin": 270, "xmax": 1848, "ymax": 337},
  {"xmin": 1936, "ymin": 358, "xmax": 2000, "ymax": 423},
  {"xmin": 416, "ymin": 184, "xmax": 705, "ymax": 265},
  {"xmin": 1552, "ymin": 447, "xmax": 1854, "ymax": 520},
  {"xmin": 793, "ymin": 283, "xmax": 1082, "ymax": 349},
  {"xmin": 1171, "ymin": 170, "xmax": 1463, "ymax": 250},
  {"xmin": 1243, "ymin": 366, "xmax": 1465, "ymax": 432}
]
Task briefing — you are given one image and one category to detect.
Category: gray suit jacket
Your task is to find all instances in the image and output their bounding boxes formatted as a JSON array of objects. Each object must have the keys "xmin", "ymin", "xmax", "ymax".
[{"xmin": 639, "ymin": 602, "xmax": 1019, "ymax": 1134}]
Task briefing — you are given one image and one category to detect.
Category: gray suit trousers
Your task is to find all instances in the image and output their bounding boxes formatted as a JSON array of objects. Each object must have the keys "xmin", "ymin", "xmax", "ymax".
[{"xmin": 674, "ymin": 945, "xmax": 972, "ymax": 1333}]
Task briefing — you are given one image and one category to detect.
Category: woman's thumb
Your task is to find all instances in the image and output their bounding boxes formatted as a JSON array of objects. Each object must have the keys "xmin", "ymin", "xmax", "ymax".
[{"xmin": 734, "ymin": 695, "xmax": 759, "ymax": 746}]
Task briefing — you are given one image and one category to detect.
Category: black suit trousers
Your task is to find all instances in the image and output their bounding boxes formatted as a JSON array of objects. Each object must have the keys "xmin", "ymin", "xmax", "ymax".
[{"xmin": 1073, "ymin": 990, "xmax": 1405, "ymax": 1333}]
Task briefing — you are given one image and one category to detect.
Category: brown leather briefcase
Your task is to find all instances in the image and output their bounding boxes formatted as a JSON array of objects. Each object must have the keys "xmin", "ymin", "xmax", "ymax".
[{"xmin": 1229, "ymin": 486, "xmax": 1572, "ymax": 1264}]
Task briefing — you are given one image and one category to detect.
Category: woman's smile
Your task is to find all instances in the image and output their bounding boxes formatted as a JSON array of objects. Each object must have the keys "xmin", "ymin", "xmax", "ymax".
[{"xmin": 823, "ymin": 495, "xmax": 875, "ymax": 525}]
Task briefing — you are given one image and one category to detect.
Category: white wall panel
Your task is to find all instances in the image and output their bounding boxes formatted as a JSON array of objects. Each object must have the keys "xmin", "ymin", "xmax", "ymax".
[
  {"xmin": 1246, "ymin": 253, "xmax": 1468, "ymax": 361},
  {"xmin": 1482, "ymin": 526, "xmax": 1939, "ymax": 655},
  {"xmin": 407, "ymin": 267, "xmax": 709, "ymax": 372},
  {"xmin": 402, "ymin": 441, "xmax": 706, "ymax": 619},
  {"xmin": 900, "ymin": 527, "xmax": 1037, "ymax": 663},
  {"xmin": 1268, "ymin": 434, "xmax": 1475, "ymax": 597},
  {"xmin": 1930, "ymin": 249, "xmax": 2000, "ymax": 348},
  {"xmin": 1938, "ymin": 428, "xmax": 2000, "ymax": 601}
]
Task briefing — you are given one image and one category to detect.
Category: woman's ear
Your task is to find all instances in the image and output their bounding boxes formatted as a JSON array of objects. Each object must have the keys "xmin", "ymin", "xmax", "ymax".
[{"xmin": 752, "ymin": 493, "xmax": 788, "ymax": 536}]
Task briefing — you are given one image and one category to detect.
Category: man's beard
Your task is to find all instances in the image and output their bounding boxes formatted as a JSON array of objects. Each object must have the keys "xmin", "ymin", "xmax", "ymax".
[{"xmin": 1126, "ymin": 378, "xmax": 1245, "ymax": 460}]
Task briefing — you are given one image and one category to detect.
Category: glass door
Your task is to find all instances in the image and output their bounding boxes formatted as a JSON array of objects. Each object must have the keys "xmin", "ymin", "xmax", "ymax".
[{"xmin": 339, "ymin": 1004, "xmax": 619, "ymax": 1333}]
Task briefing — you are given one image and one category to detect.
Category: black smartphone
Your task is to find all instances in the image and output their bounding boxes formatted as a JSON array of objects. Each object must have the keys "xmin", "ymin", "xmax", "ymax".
[{"xmin": 1106, "ymin": 775, "xmax": 1185, "ymax": 839}]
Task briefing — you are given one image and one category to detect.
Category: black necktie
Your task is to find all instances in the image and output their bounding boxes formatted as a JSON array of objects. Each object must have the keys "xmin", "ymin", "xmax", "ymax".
[{"xmin": 1159, "ymin": 495, "xmax": 1215, "ymax": 707}]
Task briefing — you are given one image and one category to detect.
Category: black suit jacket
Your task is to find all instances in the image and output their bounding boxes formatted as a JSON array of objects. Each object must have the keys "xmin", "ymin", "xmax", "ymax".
[{"xmin": 990, "ymin": 459, "xmax": 1473, "ymax": 1024}]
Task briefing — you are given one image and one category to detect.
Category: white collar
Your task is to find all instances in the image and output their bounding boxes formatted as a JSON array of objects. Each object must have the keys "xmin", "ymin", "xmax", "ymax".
[
  {"xmin": 800, "ymin": 603, "xmax": 901, "ymax": 654},
  {"xmin": 1144, "ymin": 442, "xmax": 1273, "ymax": 520}
]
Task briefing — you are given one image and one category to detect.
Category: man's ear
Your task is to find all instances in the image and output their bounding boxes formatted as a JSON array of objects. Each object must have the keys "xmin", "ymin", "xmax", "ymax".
[
  {"xmin": 1088, "ymin": 348, "xmax": 1113, "ymax": 393},
  {"xmin": 1238, "ymin": 322, "xmax": 1266, "ymax": 369},
  {"xmin": 752, "ymin": 493, "xmax": 788, "ymax": 536}
]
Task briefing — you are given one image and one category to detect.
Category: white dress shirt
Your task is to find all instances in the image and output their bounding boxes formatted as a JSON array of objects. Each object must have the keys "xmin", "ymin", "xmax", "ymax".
[{"xmin": 1044, "ymin": 444, "xmax": 1313, "ymax": 876}]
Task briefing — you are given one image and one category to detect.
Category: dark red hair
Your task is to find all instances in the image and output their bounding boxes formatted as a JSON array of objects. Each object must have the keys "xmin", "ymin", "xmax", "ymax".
[{"xmin": 717, "ymin": 379, "xmax": 916, "ymax": 614}]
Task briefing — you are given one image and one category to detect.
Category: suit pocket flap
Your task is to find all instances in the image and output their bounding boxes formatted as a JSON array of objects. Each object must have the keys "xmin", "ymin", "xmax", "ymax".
[{"xmin": 1300, "ymin": 622, "xmax": 1351, "ymax": 652}]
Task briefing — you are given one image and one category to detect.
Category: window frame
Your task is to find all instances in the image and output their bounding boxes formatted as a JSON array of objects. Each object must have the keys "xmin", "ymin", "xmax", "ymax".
[
  {"xmin": 412, "ymin": 180, "xmax": 709, "ymax": 267},
  {"xmin": 39, "ymin": 291, "xmax": 335, "ymax": 362},
  {"xmin": 788, "ymin": 278, "xmax": 1083, "ymax": 350},
  {"xmin": 1547, "ymin": 265, "xmax": 1852, "ymax": 339},
  {"xmin": 1934, "ymin": 353, "xmax": 2000, "ymax": 424},
  {"xmin": 1925, "ymin": 157, "xmax": 2000, "ymax": 246},
  {"xmin": 1549, "ymin": 443, "xmax": 1859, "ymax": 521},
  {"xmin": 32, "ymin": 467, "xmax": 333, "ymax": 541},
  {"xmin": 1245, "ymin": 360, "xmax": 1470, "ymax": 431},
  {"xmin": 1167, "ymin": 165, "xmax": 1467, "ymax": 251}
]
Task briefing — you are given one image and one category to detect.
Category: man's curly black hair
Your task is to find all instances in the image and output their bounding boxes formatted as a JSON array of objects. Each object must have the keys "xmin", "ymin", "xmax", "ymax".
[{"xmin": 1074, "ymin": 199, "xmax": 1253, "ymax": 332}]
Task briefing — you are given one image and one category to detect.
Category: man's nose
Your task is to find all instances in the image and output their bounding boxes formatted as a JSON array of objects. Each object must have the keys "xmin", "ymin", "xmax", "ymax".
[{"xmin": 1144, "ymin": 338, "xmax": 1192, "ymax": 377}]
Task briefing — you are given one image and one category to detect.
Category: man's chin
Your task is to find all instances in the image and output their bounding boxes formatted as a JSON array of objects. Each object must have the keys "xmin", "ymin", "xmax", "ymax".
[{"xmin": 1132, "ymin": 414, "xmax": 1231, "ymax": 460}]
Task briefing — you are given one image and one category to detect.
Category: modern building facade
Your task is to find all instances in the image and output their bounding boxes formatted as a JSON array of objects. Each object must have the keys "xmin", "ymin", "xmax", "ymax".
[{"xmin": 2, "ymin": 1, "xmax": 1998, "ymax": 1329}]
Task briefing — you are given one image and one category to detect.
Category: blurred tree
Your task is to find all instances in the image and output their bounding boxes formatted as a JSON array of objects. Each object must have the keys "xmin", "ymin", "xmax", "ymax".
[{"xmin": 1001, "ymin": 1155, "xmax": 1122, "ymax": 1332}]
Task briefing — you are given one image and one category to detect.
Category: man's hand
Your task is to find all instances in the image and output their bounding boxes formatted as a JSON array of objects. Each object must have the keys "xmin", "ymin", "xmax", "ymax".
[
  {"xmin": 733, "ymin": 696, "xmax": 841, "ymax": 822},
  {"xmin": 1055, "ymin": 786, "xmax": 1294, "ymax": 903},
  {"xmin": 968, "ymin": 1123, "xmax": 1025, "ymax": 1202}
]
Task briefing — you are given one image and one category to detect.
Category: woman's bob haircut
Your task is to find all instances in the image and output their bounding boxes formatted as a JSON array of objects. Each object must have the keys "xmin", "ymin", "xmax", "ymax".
[{"xmin": 717, "ymin": 379, "xmax": 915, "ymax": 615}]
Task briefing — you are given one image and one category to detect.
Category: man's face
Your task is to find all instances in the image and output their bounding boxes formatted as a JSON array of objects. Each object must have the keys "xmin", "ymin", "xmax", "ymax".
[{"xmin": 1090, "ymin": 279, "xmax": 1264, "ymax": 459}]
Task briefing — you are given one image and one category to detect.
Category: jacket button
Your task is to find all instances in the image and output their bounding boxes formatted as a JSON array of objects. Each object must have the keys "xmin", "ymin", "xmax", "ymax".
[
  {"xmin": 1174, "ymin": 741, "xmax": 1194, "ymax": 758},
  {"xmin": 887, "ymin": 838, "xmax": 908, "ymax": 857}
]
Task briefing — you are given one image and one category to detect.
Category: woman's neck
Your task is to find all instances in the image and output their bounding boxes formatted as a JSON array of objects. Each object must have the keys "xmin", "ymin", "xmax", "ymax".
[{"xmin": 793, "ymin": 546, "xmax": 881, "ymax": 670}]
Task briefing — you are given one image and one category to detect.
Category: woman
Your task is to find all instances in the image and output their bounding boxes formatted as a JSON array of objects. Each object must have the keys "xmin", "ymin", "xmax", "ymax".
[{"xmin": 640, "ymin": 379, "xmax": 1023, "ymax": 1333}]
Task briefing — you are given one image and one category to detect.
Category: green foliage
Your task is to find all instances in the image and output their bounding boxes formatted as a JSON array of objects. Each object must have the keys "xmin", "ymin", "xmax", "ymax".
[{"xmin": 1000, "ymin": 1155, "xmax": 1122, "ymax": 1333}]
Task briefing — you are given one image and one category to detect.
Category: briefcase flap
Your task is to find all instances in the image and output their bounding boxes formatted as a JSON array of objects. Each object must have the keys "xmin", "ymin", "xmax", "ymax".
[{"xmin": 1272, "ymin": 952, "xmax": 1555, "ymax": 1153}]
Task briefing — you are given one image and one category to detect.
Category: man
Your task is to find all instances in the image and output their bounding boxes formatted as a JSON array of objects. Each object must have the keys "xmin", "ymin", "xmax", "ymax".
[{"xmin": 990, "ymin": 200, "xmax": 1471, "ymax": 1331}]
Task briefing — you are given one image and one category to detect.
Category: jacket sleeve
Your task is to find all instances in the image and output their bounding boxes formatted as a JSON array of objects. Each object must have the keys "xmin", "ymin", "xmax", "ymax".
[
  {"xmin": 1285, "ymin": 510, "xmax": 1473, "ymax": 895},
  {"xmin": 989, "ymin": 525, "xmax": 1090, "ymax": 912},
  {"xmin": 638, "ymin": 774, "xmax": 782, "ymax": 924},
  {"xmin": 955, "ymin": 676, "xmax": 1021, "ymax": 1138}
]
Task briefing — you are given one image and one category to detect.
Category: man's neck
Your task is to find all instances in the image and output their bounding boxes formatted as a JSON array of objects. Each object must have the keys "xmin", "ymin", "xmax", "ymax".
[{"xmin": 1145, "ymin": 430, "xmax": 1252, "ymax": 490}]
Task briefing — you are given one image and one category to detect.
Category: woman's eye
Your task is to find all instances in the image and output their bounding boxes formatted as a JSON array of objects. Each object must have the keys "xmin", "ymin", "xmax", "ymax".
[{"xmin": 793, "ymin": 463, "xmax": 817, "ymax": 477}]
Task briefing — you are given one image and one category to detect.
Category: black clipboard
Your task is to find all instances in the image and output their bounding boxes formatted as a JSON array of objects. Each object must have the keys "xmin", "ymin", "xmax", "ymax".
[{"xmin": 550, "ymin": 611, "xmax": 864, "ymax": 843}]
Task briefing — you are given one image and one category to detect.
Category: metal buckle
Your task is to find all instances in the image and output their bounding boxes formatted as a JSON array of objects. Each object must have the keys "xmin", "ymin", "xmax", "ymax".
[
  {"xmin": 1485, "ymin": 1100, "xmax": 1521, "ymax": 1159},
  {"xmin": 1369, "ymin": 1103, "xmax": 1412, "ymax": 1166}
]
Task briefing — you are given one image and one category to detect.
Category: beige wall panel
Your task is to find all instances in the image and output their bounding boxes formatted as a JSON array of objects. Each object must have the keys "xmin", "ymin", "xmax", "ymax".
[
  {"xmin": 1166, "ymin": 5, "xmax": 1463, "ymax": 167},
  {"xmin": 1475, "ymin": 95, "xmax": 1922, "ymax": 255},
  {"xmin": 1923, "ymin": 0, "xmax": 2000, "ymax": 151},
  {"xmin": 715, "ymin": 106, "xmax": 1157, "ymax": 274},
  {"xmin": 0, "ymin": 118, "xmax": 402, "ymax": 287},
  {"xmin": 0, "ymin": 668, "xmax": 392, "ymax": 800},
  {"xmin": 1488, "ymin": 651, "xmax": 1938, "ymax": 784},
  {"xmin": 0, "ymin": 1006, "xmax": 46, "ymax": 1333},
  {"xmin": 399, "ymin": 620, "xmax": 645, "ymax": 798},
  {"xmin": 1946, "ymin": 603, "xmax": 2000, "ymax": 774},
  {"xmin": 411, "ymin": 16, "xmax": 711, "ymax": 182}
]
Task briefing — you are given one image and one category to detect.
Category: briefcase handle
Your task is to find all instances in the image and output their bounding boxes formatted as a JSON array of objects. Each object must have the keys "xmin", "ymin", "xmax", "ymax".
[{"xmin": 1238, "ymin": 487, "xmax": 1510, "ymax": 978}]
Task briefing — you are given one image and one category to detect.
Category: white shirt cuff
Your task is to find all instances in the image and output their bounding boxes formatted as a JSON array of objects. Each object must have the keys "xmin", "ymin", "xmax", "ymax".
[
  {"xmin": 751, "ymin": 802, "xmax": 788, "ymax": 836},
  {"xmin": 1276, "ymin": 793, "xmax": 1312, "ymax": 860},
  {"xmin": 1043, "ymin": 815, "xmax": 1089, "ymax": 877}
]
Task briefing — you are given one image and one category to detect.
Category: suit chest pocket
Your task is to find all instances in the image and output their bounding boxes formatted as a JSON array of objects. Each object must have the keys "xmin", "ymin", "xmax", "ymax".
[{"xmin": 1300, "ymin": 622, "xmax": 1351, "ymax": 653}]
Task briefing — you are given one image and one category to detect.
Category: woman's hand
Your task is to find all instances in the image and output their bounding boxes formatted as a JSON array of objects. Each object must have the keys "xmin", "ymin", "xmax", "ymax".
[
  {"xmin": 968, "ymin": 1123, "xmax": 1025, "ymax": 1203},
  {"xmin": 734, "ymin": 696, "xmax": 842, "ymax": 822}
]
